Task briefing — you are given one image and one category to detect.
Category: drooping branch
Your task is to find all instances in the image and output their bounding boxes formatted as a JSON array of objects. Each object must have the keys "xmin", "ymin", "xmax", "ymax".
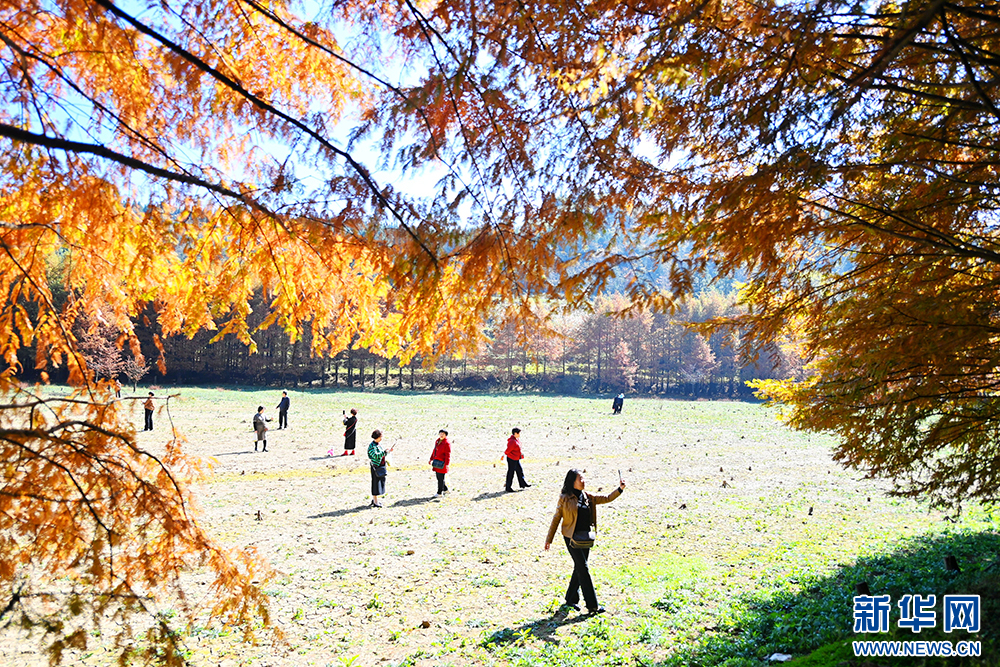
[
  {"xmin": 0, "ymin": 122, "xmax": 264, "ymax": 210},
  {"xmin": 87, "ymin": 0, "xmax": 441, "ymax": 270}
]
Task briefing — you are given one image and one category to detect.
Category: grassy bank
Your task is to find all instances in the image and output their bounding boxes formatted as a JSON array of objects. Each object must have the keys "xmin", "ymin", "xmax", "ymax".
[{"xmin": 3, "ymin": 388, "xmax": 995, "ymax": 665}]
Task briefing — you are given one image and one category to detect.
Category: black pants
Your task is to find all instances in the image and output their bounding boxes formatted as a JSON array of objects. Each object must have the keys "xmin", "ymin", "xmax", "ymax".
[
  {"xmin": 144, "ymin": 409, "xmax": 153, "ymax": 431},
  {"xmin": 278, "ymin": 410, "xmax": 288, "ymax": 428},
  {"xmin": 506, "ymin": 457, "xmax": 527, "ymax": 490},
  {"xmin": 435, "ymin": 471, "xmax": 448, "ymax": 494},
  {"xmin": 564, "ymin": 536, "xmax": 599, "ymax": 610},
  {"xmin": 370, "ymin": 466, "xmax": 386, "ymax": 496}
]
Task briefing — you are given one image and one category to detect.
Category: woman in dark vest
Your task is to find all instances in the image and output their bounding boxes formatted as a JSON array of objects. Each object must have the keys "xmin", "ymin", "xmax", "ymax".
[
  {"xmin": 544, "ymin": 469, "xmax": 625, "ymax": 614},
  {"xmin": 341, "ymin": 408, "xmax": 358, "ymax": 456},
  {"xmin": 368, "ymin": 430, "xmax": 389, "ymax": 507}
]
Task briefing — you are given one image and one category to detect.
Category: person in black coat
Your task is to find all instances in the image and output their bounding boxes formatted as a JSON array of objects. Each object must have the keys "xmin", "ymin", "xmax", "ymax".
[
  {"xmin": 341, "ymin": 408, "xmax": 358, "ymax": 456},
  {"xmin": 276, "ymin": 391, "xmax": 290, "ymax": 429}
]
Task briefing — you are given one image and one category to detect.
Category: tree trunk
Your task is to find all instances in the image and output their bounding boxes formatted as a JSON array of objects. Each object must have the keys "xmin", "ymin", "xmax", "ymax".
[{"xmin": 595, "ymin": 330, "xmax": 601, "ymax": 394}]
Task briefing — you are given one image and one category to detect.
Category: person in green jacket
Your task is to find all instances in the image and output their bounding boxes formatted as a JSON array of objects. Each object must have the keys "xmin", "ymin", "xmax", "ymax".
[{"xmin": 367, "ymin": 430, "xmax": 391, "ymax": 508}]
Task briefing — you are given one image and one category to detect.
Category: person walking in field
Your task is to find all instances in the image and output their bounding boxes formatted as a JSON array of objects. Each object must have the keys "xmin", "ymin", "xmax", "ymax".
[
  {"xmin": 368, "ymin": 430, "xmax": 392, "ymax": 508},
  {"xmin": 429, "ymin": 429, "xmax": 451, "ymax": 497},
  {"xmin": 503, "ymin": 427, "xmax": 531, "ymax": 492},
  {"xmin": 341, "ymin": 408, "xmax": 358, "ymax": 456},
  {"xmin": 276, "ymin": 391, "xmax": 290, "ymax": 429},
  {"xmin": 253, "ymin": 405, "xmax": 271, "ymax": 452},
  {"xmin": 142, "ymin": 392, "xmax": 154, "ymax": 431},
  {"xmin": 544, "ymin": 469, "xmax": 626, "ymax": 614}
]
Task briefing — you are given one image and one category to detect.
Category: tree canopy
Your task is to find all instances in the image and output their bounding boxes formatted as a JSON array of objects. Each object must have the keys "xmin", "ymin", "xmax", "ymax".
[
  {"xmin": 1, "ymin": 0, "xmax": 998, "ymax": 659},
  {"xmin": 357, "ymin": 0, "xmax": 1000, "ymax": 507}
]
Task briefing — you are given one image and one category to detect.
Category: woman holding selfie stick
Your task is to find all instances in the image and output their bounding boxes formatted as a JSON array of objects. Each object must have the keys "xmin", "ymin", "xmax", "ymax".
[
  {"xmin": 341, "ymin": 408, "xmax": 358, "ymax": 456},
  {"xmin": 544, "ymin": 469, "xmax": 625, "ymax": 614}
]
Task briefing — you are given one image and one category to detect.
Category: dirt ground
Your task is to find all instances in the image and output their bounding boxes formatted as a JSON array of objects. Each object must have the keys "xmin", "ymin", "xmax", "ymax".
[{"xmin": 1, "ymin": 388, "xmax": 967, "ymax": 666}]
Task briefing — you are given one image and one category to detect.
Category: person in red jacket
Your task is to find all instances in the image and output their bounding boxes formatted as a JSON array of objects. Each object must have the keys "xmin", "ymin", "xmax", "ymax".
[
  {"xmin": 429, "ymin": 429, "xmax": 451, "ymax": 497},
  {"xmin": 504, "ymin": 427, "xmax": 532, "ymax": 492}
]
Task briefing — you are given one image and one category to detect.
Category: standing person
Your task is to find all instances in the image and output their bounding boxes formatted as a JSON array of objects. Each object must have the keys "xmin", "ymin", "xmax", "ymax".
[
  {"xmin": 143, "ymin": 392, "xmax": 154, "ymax": 431},
  {"xmin": 276, "ymin": 391, "xmax": 290, "ymax": 429},
  {"xmin": 503, "ymin": 427, "xmax": 531, "ymax": 492},
  {"xmin": 342, "ymin": 408, "xmax": 358, "ymax": 456},
  {"xmin": 544, "ymin": 469, "xmax": 626, "ymax": 614},
  {"xmin": 613, "ymin": 392, "xmax": 624, "ymax": 414},
  {"xmin": 253, "ymin": 405, "xmax": 270, "ymax": 452},
  {"xmin": 429, "ymin": 429, "xmax": 451, "ymax": 497},
  {"xmin": 367, "ymin": 430, "xmax": 392, "ymax": 508}
]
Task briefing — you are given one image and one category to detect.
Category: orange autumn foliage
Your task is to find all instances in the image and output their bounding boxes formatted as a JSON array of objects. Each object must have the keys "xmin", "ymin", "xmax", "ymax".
[
  {"xmin": 363, "ymin": 0, "xmax": 1000, "ymax": 509},
  {"xmin": 0, "ymin": 0, "xmax": 489, "ymax": 661}
]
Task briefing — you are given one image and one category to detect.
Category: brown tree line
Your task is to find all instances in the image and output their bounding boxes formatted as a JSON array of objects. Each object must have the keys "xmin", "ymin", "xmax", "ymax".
[{"xmin": 34, "ymin": 290, "xmax": 803, "ymax": 396}]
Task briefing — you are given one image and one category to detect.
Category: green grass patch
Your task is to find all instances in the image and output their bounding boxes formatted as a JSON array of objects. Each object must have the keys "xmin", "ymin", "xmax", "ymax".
[{"xmin": 661, "ymin": 529, "xmax": 1000, "ymax": 666}]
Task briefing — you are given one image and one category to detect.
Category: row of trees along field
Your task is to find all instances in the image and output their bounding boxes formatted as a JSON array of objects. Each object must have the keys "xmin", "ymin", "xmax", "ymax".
[
  {"xmin": 37, "ymin": 290, "xmax": 804, "ymax": 397},
  {"xmin": 185, "ymin": 290, "xmax": 803, "ymax": 396}
]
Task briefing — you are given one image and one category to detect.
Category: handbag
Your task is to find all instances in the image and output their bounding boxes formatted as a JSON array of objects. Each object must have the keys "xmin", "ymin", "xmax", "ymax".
[
  {"xmin": 373, "ymin": 465, "xmax": 387, "ymax": 478},
  {"xmin": 431, "ymin": 459, "xmax": 445, "ymax": 470},
  {"xmin": 570, "ymin": 529, "xmax": 596, "ymax": 549}
]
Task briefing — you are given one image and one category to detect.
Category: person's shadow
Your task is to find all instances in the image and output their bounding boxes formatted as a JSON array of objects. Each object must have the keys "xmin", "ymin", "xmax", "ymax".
[
  {"xmin": 391, "ymin": 496, "xmax": 436, "ymax": 507},
  {"xmin": 481, "ymin": 608, "xmax": 592, "ymax": 647},
  {"xmin": 471, "ymin": 490, "xmax": 508, "ymax": 502},
  {"xmin": 307, "ymin": 505, "xmax": 374, "ymax": 519}
]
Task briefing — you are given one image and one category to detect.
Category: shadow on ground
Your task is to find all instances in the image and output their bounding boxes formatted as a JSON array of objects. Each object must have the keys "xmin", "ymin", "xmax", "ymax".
[
  {"xmin": 482, "ymin": 608, "xmax": 594, "ymax": 647},
  {"xmin": 657, "ymin": 530, "xmax": 1000, "ymax": 667},
  {"xmin": 472, "ymin": 490, "xmax": 510, "ymax": 502},
  {"xmin": 392, "ymin": 496, "xmax": 437, "ymax": 507},
  {"xmin": 307, "ymin": 505, "xmax": 374, "ymax": 519}
]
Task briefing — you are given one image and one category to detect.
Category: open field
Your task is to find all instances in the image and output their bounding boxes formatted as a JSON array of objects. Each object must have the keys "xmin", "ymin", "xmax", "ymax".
[{"xmin": 4, "ymin": 388, "xmax": 998, "ymax": 666}]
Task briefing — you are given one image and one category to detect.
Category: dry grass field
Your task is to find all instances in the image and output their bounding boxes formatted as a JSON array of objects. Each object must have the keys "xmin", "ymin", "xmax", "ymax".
[{"xmin": 4, "ymin": 388, "xmax": 996, "ymax": 666}]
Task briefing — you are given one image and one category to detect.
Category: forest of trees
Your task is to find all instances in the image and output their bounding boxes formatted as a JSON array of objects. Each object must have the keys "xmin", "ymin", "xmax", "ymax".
[{"xmin": 42, "ymin": 290, "xmax": 802, "ymax": 398}]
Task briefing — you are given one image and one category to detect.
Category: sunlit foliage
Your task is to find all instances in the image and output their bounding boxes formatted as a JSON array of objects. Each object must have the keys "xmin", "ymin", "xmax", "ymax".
[{"xmin": 359, "ymin": 0, "xmax": 1000, "ymax": 508}]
